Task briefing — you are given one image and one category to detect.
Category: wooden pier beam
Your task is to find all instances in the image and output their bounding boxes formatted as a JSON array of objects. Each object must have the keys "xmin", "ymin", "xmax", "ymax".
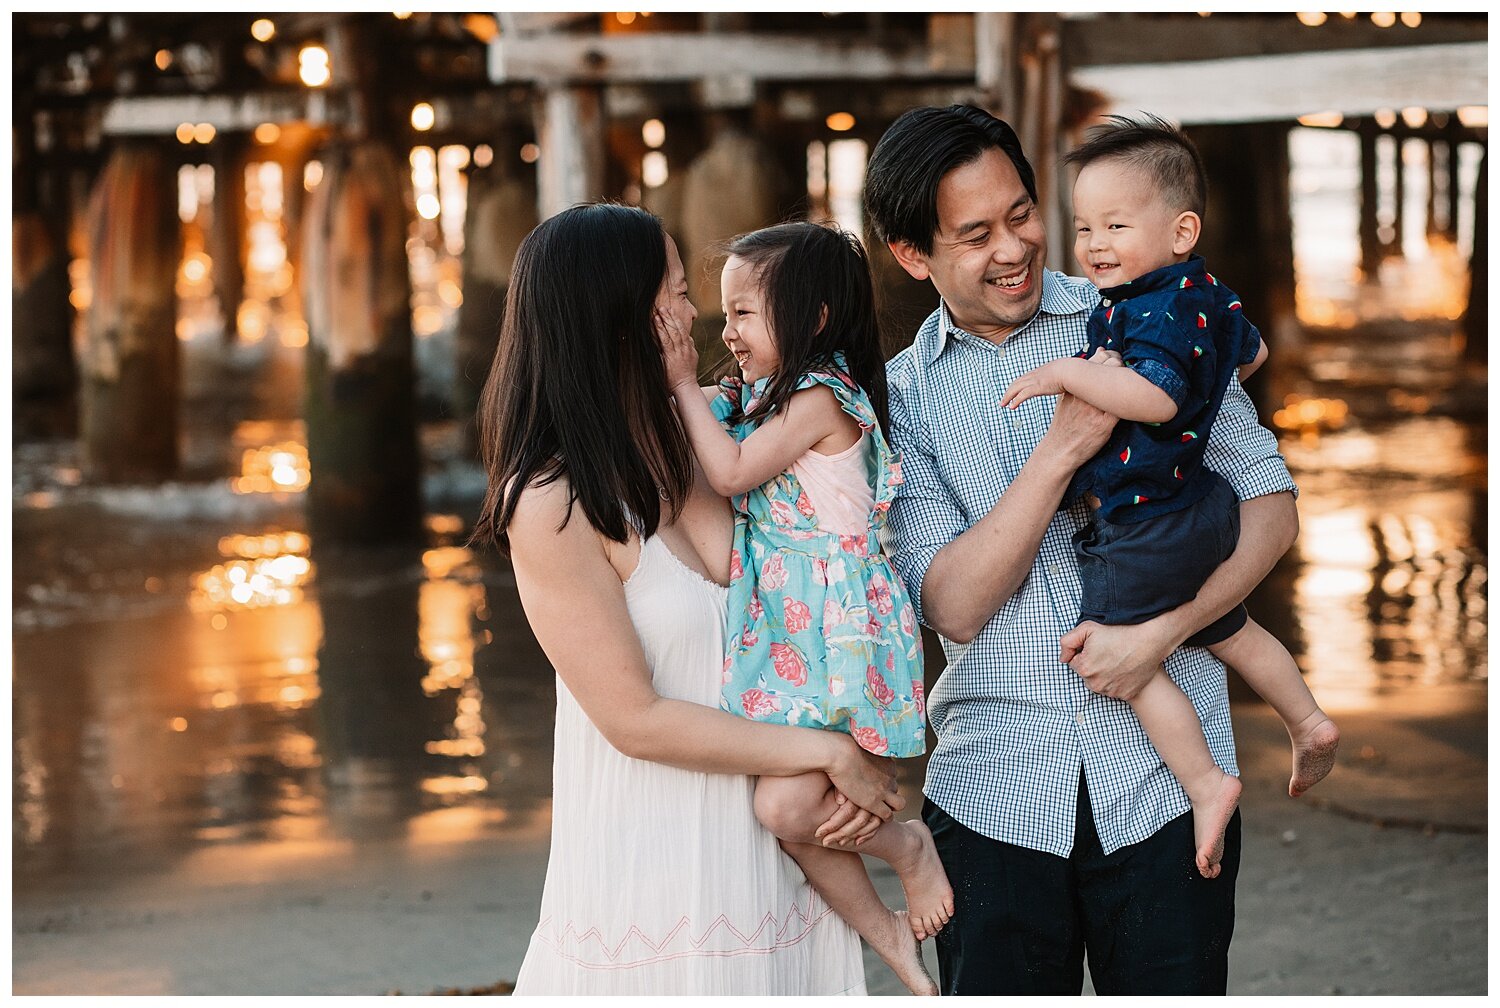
[
  {"xmin": 1389, "ymin": 132, "xmax": 1407, "ymax": 259},
  {"xmin": 80, "ymin": 142, "xmax": 181, "ymax": 482},
  {"xmin": 300, "ymin": 140, "xmax": 423, "ymax": 544}
]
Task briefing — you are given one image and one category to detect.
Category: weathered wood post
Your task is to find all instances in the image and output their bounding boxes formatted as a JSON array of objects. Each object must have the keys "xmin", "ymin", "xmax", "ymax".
[
  {"xmin": 300, "ymin": 141, "xmax": 423, "ymax": 544},
  {"xmin": 533, "ymin": 85, "xmax": 608, "ymax": 219},
  {"xmin": 80, "ymin": 142, "xmax": 181, "ymax": 482},
  {"xmin": 1390, "ymin": 129, "xmax": 1407, "ymax": 259},
  {"xmin": 681, "ymin": 115, "xmax": 782, "ymax": 342},
  {"xmin": 13, "ymin": 122, "xmax": 80, "ymax": 442},
  {"xmin": 1191, "ymin": 122, "xmax": 1297, "ymax": 419},
  {"xmin": 1462, "ymin": 148, "xmax": 1486, "ymax": 366},
  {"xmin": 207, "ymin": 134, "xmax": 248, "ymax": 343},
  {"xmin": 1358, "ymin": 121, "xmax": 1382, "ymax": 278},
  {"xmin": 455, "ymin": 158, "xmax": 537, "ymax": 450}
]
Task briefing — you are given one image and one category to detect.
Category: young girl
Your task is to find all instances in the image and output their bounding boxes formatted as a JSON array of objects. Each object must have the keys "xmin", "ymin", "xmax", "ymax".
[{"xmin": 658, "ymin": 221, "xmax": 952, "ymax": 994}]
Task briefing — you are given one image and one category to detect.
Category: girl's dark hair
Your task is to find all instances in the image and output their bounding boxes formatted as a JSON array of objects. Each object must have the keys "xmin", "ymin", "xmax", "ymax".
[
  {"xmin": 469, "ymin": 202, "xmax": 692, "ymax": 554},
  {"xmin": 726, "ymin": 220, "xmax": 888, "ymax": 436},
  {"xmin": 864, "ymin": 104, "xmax": 1036, "ymax": 256}
]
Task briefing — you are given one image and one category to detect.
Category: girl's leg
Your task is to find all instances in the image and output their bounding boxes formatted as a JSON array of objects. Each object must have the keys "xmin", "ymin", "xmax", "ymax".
[
  {"xmin": 1127, "ymin": 669, "xmax": 1241, "ymax": 879},
  {"xmin": 780, "ymin": 839, "xmax": 937, "ymax": 996},
  {"xmin": 1210, "ymin": 616, "xmax": 1339, "ymax": 797},
  {"xmin": 754, "ymin": 773, "xmax": 950, "ymax": 977}
]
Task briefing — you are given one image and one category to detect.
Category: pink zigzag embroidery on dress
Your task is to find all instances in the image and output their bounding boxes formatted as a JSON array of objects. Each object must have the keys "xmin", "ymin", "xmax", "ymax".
[{"xmin": 534, "ymin": 898, "xmax": 838, "ymax": 969}]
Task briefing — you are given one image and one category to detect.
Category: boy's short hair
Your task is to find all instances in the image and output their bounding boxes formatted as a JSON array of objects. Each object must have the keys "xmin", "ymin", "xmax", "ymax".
[{"xmin": 1063, "ymin": 113, "xmax": 1207, "ymax": 217}]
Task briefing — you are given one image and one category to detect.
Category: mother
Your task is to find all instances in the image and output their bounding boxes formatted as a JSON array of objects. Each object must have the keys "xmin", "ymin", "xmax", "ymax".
[{"xmin": 470, "ymin": 202, "xmax": 900, "ymax": 995}]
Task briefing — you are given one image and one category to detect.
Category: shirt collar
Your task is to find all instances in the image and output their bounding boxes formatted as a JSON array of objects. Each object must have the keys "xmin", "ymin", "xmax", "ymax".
[
  {"xmin": 921, "ymin": 270, "xmax": 1095, "ymax": 366},
  {"xmin": 1099, "ymin": 253, "xmax": 1207, "ymax": 303}
]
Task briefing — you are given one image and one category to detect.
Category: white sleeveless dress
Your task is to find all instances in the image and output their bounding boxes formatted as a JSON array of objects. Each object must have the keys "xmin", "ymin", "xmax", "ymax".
[{"xmin": 512, "ymin": 534, "xmax": 867, "ymax": 995}]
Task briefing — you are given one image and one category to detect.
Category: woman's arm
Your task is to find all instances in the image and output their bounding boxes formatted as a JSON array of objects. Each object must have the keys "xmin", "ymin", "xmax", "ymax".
[{"xmin": 507, "ymin": 477, "xmax": 903, "ymax": 818}]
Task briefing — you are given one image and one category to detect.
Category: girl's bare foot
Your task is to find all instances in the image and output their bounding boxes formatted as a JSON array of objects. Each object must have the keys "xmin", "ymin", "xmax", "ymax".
[
  {"xmin": 1288, "ymin": 710, "xmax": 1340, "ymax": 797},
  {"xmin": 882, "ymin": 910, "xmax": 939, "ymax": 996},
  {"xmin": 888, "ymin": 820, "xmax": 955, "ymax": 940},
  {"xmin": 1190, "ymin": 772, "xmax": 1242, "ymax": 879}
]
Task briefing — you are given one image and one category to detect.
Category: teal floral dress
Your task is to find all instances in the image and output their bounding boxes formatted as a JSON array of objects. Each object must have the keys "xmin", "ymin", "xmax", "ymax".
[{"xmin": 713, "ymin": 357, "xmax": 926, "ymax": 758}]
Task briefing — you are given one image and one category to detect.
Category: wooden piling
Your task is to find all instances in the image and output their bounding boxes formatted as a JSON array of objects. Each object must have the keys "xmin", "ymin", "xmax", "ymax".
[
  {"xmin": 300, "ymin": 141, "xmax": 423, "ymax": 544},
  {"xmin": 13, "ymin": 208, "xmax": 78, "ymax": 442},
  {"xmin": 1358, "ymin": 121, "xmax": 1382, "ymax": 278},
  {"xmin": 1462, "ymin": 148, "xmax": 1485, "ymax": 366},
  {"xmin": 1190, "ymin": 121, "xmax": 1297, "ymax": 419},
  {"xmin": 80, "ymin": 142, "xmax": 181, "ymax": 482},
  {"xmin": 454, "ymin": 159, "xmax": 537, "ymax": 449},
  {"xmin": 534, "ymin": 85, "xmax": 607, "ymax": 220},
  {"xmin": 207, "ymin": 135, "xmax": 247, "ymax": 344},
  {"xmin": 1390, "ymin": 132, "xmax": 1407, "ymax": 259}
]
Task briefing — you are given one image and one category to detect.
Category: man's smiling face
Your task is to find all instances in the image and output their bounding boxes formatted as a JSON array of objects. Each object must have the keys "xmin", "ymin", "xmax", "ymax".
[{"xmin": 889, "ymin": 147, "xmax": 1046, "ymax": 344}]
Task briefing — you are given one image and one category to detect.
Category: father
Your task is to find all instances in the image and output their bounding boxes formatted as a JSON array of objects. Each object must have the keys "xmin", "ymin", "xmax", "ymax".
[{"xmin": 863, "ymin": 104, "xmax": 1298, "ymax": 994}]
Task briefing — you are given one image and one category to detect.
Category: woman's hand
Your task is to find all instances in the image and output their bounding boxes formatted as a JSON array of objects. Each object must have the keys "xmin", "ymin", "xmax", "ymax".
[
  {"xmin": 814, "ymin": 792, "xmax": 886, "ymax": 847},
  {"xmin": 823, "ymin": 739, "xmax": 902, "ymax": 820},
  {"xmin": 656, "ymin": 306, "xmax": 700, "ymax": 396}
]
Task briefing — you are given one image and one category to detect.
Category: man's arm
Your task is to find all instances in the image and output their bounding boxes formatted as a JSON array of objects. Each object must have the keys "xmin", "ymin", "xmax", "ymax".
[
  {"xmin": 1060, "ymin": 491, "xmax": 1297, "ymax": 697},
  {"xmin": 886, "ymin": 355, "xmax": 1117, "ymax": 644},
  {"xmin": 1060, "ymin": 371, "xmax": 1299, "ymax": 697}
]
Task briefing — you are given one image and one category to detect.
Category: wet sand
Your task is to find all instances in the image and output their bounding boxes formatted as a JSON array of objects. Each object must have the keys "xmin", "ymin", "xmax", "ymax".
[{"xmin": 12, "ymin": 698, "xmax": 1485, "ymax": 997}]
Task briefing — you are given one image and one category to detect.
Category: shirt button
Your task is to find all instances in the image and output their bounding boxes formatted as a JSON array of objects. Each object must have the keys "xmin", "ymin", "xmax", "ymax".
[
  {"xmin": 1075, "ymin": 711, "xmax": 1086, "ymax": 725},
  {"xmin": 1047, "ymin": 564, "xmax": 1060, "ymax": 576},
  {"xmin": 1102, "ymin": 298, "xmax": 1112, "ymax": 307}
]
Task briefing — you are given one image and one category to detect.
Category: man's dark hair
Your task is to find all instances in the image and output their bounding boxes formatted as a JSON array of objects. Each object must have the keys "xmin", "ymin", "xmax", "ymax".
[
  {"xmin": 864, "ymin": 104, "xmax": 1037, "ymax": 256},
  {"xmin": 1062, "ymin": 113, "xmax": 1208, "ymax": 216}
]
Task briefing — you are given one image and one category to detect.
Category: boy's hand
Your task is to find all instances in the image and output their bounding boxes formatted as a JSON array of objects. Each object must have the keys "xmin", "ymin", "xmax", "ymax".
[
  {"xmin": 655, "ymin": 306, "xmax": 700, "ymax": 396},
  {"xmin": 1000, "ymin": 359, "xmax": 1072, "ymax": 410}
]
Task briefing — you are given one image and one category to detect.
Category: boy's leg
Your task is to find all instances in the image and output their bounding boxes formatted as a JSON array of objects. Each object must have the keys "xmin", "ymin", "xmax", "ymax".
[
  {"xmin": 754, "ymin": 774, "xmax": 939, "ymax": 995},
  {"xmin": 1074, "ymin": 776, "xmax": 1240, "ymax": 994},
  {"xmin": 1127, "ymin": 669, "xmax": 1242, "ymax": 878},
  {"xmin": 1210, "ymin": 617, "xmax": 1340, "ymax": 796},
  {"xmin": 923, "ymin": 798, "xmax": 1085, "ymax": 995}
]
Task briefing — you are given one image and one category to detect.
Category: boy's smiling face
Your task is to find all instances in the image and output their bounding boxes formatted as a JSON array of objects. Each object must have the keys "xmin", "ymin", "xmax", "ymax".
[{"xmin": 1072, "ymin": 158, "xmax": 1200, "ymax": 288}]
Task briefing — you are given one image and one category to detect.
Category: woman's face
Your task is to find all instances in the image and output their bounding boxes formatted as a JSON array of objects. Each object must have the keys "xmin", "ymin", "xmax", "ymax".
[{"xmin": 655, "ymin": 235, "xmax": 698, "ymax": 343}]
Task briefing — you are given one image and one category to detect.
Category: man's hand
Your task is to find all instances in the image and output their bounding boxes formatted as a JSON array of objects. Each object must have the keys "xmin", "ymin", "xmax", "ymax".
[{"xmin": 1060, "ymin": 618, "xmax": 1176, "ymax": 701}]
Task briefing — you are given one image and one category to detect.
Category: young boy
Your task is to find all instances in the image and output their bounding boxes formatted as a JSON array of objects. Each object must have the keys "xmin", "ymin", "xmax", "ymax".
[{"xmin": 1000, "ymin": 114, "xmax": 1340, "ymax": 879}]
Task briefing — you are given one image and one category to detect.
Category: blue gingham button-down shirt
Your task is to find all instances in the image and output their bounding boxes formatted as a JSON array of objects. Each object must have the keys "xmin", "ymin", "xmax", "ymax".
[{"xmin": 885, "ymin": 269, "xmax": 1297, "ymax": 857}]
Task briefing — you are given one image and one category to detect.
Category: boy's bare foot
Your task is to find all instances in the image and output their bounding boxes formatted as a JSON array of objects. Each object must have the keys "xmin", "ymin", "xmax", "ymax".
[
  {"xmin": 888, "ymin": 820, "xmax": 955, "ymax": 940},
  {"xmin": 1288, "ymin": 710, "xmax": 1340, "ymax": 797},
  {"xmin": 1190, "ymin": 772, "xmax": 1242, "ymax": 879},
  {"xmin": 883, "ymin": 910, "xmax": 939, "ymax": 996}
]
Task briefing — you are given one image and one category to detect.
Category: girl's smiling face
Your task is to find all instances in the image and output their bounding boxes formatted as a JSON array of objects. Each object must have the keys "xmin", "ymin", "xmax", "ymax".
[{"xmin": 720, "ymin": 255, "xmax": 782, "ymax": 384}]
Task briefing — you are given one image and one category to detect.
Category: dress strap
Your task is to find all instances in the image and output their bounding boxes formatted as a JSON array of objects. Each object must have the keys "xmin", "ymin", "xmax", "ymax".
[{"xmin": 792, "ymin": 354, "xmax": 902, "ymax": 531}]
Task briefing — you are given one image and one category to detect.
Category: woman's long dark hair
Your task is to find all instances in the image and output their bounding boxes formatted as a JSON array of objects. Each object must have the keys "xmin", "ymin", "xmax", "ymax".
[
  {"xmin": 469, "ymin": 203, "xmax": 693, "ymax": 554},
  {"xmin": 726, "ymin": 221, "xmax": 889, "ymax": 435}
]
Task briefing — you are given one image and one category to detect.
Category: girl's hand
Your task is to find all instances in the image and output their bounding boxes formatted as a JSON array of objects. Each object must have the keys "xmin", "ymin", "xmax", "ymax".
[{"xmin": 655, "ymin": 306, "xmax": 700, "ymax": 396}]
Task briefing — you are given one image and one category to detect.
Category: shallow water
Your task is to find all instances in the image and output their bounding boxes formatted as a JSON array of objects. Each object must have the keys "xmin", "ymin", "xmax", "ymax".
[{"xmin": 11, "ymin": 305, "xmax": 1487, "ymax": 890}]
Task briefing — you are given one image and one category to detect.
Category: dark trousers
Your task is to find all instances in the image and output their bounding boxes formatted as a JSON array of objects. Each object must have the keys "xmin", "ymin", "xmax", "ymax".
[{"xmin": 924, "ymin": 776, "xmax": 1239, "ymax": 995}]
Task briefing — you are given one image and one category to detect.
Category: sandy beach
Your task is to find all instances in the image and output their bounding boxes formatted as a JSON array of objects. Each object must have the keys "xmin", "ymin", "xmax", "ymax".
[{"xmin": 12, "ymin": 695, "xmax": 1485, "ymax": 998}]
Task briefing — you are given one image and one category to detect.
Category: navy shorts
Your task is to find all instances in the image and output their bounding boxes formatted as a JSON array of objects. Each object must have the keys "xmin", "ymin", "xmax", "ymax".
[{"xmin": 1073, "ymin": 472, "xmax": 1248, "ymax": 648}]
